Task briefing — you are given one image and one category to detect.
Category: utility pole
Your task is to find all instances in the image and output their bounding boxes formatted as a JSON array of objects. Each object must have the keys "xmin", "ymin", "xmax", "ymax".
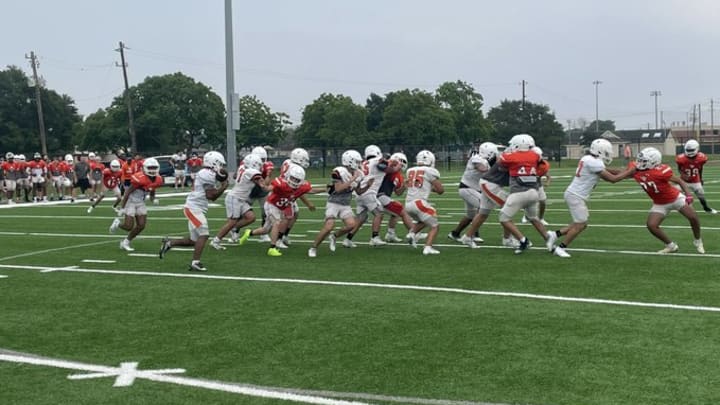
[
  {"xmin": 711, "ymin": 98, "xmax": 714, "ymax": 133},
  {"xmin": 698, "ymin": 103, "xmax": 702, "ymax": 139},
  {"xmin": 593, "ymin": 80, "xmax": 602, "ymax": 132},
  {"xmin": 115, "ymin": 41, "xmax": 137, "ymax": 153},
  {"xmin": 224, "ymin": 0, "xmax": 238, "ymax": 174},
  {"xmin": 521, "ymin": 80, "xmax": 526, "ymax": 109},
  {"xmin": 650, "ymin": 90, "xmax": 661, "ymax": 129},
  {"xmin": 26, "ymin": 51, "xmax": 47, "ymax": 156}
]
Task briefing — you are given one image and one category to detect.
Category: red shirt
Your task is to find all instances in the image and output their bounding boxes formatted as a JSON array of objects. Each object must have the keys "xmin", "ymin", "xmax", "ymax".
[
  {"xmin": 266, "ymin": 177, "xmax": 312, "ymax": 209},
  {"xmin": 27, "ymin": 160, "xmax": 47, "ymax": 176},
  {"xmin": 675, "ymin": 152, "xmax": 708, "ymax": 184},
  {"xmin": 130, "ymin": 172, "xmax": 164, "ymax": 191},
  {"xmin": 102, "ymin": 168, "xmax": 122, "ymax": 189},
  {"xmin": 2, "ymin": 161, "xmax": 22, "ymax": 174},
  {"xmin": 499, "ymin": 150, "xmax": 541, "ymax": 177},
  {"xmin": 633, "ymin": 163, "xmax": 680, "ymax": 204},
  {"xmin": 187, "ymin": 158, "xmax": 203, "ymax": 173},
  {"xmin": 47, "ymin": 161, "xmax": 69, "ymax": 176},
  {"xmin": 121, "ymin": 160, "xmax": 143, "ymax": 181}
]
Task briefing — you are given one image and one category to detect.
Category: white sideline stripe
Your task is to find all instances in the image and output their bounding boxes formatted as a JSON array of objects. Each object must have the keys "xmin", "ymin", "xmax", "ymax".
[
  {"xmin": 0, "ymin": 240, "xmax": 116, "ymax": 262},
  {"xmin": 0, "ymin": 231, "xmax": 180, "ymax": 239},
  {"xmin": 0, "ymin": 275, "xmax": 7, "ymax": 278},
  {"xmin": 82, "ymin": 259, "xmax": 117, "ymax": 263},
  {"xmin": 1, "ymin": 264, "xmax": 719, "ymax": 313},
  {"xmin": 127, "ymin": 253, "xmax": 159, "ymax": 258},
  {"xmin": 0, "ymin": 351, "xmax": 370, "ymax": 405}
]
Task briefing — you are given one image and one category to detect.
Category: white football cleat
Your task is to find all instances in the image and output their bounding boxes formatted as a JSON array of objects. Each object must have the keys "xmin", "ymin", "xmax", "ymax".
[
  {"xmin": 502, "ymin": 237, "xmax": 520, "ymax": 248},
  {"xmin": 87, "ymin": 206, "xmax": 94, "ymax": 214},
  {"xmin": 447, "ymin": 233, "xmax": 462, "ymax": 242},
  {"xmin": 545, "ymin": 231, "xmax": 557, "ymax": 252},
  {"xmin": 210, "ymin": 238, "xmax": 226, "ymax": 251},
  {"xmin": 385, "ymin": 233, "xmax": 402, "ymax": 243},
  {"xmin": 415, "ymin": 233, "xmax": 428, "ymax": 242},
  {"xmin": 708, "ymin": 209, "xmax": 718, "ymax": 215},
  {"xmin": 308, "ymin": 247, "xmax": 317, "ymax": 258},
  {"xmin": 109, "ymin": 218, "xmax": 121, "ymax": 234},
  {"xmin": 369, "ymin": 236, "xmax": 387, "ymax": 247},
  {"xmin": 657, "ymin": 242, "xmax": 679, "ymax": 254},
  {"xmin": 472, "ymin": 236, "xmax": 484, "ymax": 243},
  {"xmin": 422, "ymin": 246, "xmax": 440, "ymax": 255},
  {"xmin": 229, "ymin": 230, "xmax": 240, "ymax": 243},
  {"xmin": 120, "ymin": 239, "xmax": 135, "ymax": 252},
  {"xmin": 328, "ymin": 233, "xmax": 337, "ymax": 252},
  {"xmin": 406, "ymin": 232, "xmax": 417, "ymax": 248},
  {"xmin": 521, "ymin": 216, "xmax": 529, "ymax": 223},
  {"xmin": 460, "ymin": 235, "xmax": 479, "ymax": 249},
  {"xmin": 553, "ymin": 246, "xmax": 571, "ymax": 258},
  {"xmin": 275, "ymin": 240, "xmax": 289, "ymax": 249},
  {"xmin": 693, "ymin": 239, "xmax": 705, "ymax": 254},
  {"xmin": 281, "ymin": 235, "xmax": 291, "ymax": 246},
  {"xmin": 342, "ymin": 239, "xmax": 356, "ymax": 248},
  {"xmin": 540, "ymin": 219, "xmax": 550, "ymax": 226},
  {"xmin": 259, "ymin": 234, "xmax": 271, "ymax": 242}
]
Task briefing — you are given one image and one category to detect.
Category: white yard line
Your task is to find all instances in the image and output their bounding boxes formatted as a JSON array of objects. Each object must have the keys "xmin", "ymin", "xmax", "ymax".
[
  {"xmin": 0, "ymin": 240, "xmax": 116, "ymax": 262},
  {"xmin": 127, "ymin": 253, "xmax": 159, "ymax": 258},
  {"xmin": 1, "ymin": 264, "xmax": 719, "ymax": 313},
  {"xmin": 82, "ymin": 259, "xmax": 117, "ymax": 264}
]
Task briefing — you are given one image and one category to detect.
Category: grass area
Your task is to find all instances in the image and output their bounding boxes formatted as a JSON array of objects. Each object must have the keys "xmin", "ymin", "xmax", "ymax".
[{"xmin": 1, "ymin": 161, "xmax": 720, "ymax": 405}]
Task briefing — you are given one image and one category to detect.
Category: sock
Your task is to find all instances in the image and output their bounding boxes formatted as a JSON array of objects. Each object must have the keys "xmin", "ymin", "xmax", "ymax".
[
  {"xmin": 270, "ymin": 244, "xmax": 276, "ymax": 249},
  {"xmin": 473, "ymin": 231, "xmax": 480, "ymax": 237},
  {"xmin": 372, "ymin": 231, "xmax": 379, "ymax": 238},
  {"xmin": 555, "ymin": 230, "xmax": 562, "ymax": 237},
  {"xmin": 559, "ymin": 242, "xmax": 567, "ymax": 248},
  {"xmin": 451, "ymin": 231, "xmax": 460, "ymax": 237},
  {"xmin": 387, "ymin": 228, "xmax": 396, "ymax": 235},
  {"xmin": 347, "ymin": 233, "xmax": 354, "ymax": 240}
]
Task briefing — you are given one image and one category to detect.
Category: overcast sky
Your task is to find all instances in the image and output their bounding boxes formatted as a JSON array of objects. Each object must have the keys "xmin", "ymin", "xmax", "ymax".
[{"xmin": 2, "ymin": 0, "xmax": 718, "ymax": 131}]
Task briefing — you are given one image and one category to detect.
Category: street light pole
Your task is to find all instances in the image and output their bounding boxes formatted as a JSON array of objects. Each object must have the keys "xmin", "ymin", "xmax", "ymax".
[
  {"xmin": 593, "ymin": 80, "xmax": 602, "ymax": 133},
  {"xmin": 650, "ymin": 90, "xmax": 662, "ymax": 129}
]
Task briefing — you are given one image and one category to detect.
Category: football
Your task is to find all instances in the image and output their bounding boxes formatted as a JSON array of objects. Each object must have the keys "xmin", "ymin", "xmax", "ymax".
[{"xmin": 215, "ymin": 168, "xmax": 229, "ymax": 182}]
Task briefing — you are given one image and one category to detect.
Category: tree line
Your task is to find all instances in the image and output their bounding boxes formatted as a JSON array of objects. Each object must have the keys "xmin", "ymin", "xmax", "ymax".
[{"xmin": 1, "ymin": 65, "xmax": 570, "ymax": 156}]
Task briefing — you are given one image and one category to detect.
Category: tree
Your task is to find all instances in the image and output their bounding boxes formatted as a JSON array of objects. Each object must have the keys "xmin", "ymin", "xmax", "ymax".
[
  {"xmin": 378, "ymin": 89, "xmax": 455, "ymax": 149},
  {"xmin": 0, "ymin": 66, "xmax": 80, "ymax": 154},
  {"xmin": 487, "ymin": 99, "xmax": 564, "ymax": 150},
  {"xmin": 236, "ymin": 95, "xmax": 289, "ymax": 148},
  {"xmin": 580, "ymin": 120, "xmax": 616, "ymax": 145},
  {"xmin": 99, "ymin": 72, "xmax": 225, "ymax": 154},
  {"xmin": 435, "ymin": 80, "xmax": 492, "ymax": 144},
  {"xmin": 296, "ymin": 93, "xmax": 367, "ymax": 148}
]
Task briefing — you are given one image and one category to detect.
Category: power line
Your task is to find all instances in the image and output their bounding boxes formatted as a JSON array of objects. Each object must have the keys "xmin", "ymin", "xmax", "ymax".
[{"xmin": 115, "ymin": 41, "xmax": 137, "ymax": 153}]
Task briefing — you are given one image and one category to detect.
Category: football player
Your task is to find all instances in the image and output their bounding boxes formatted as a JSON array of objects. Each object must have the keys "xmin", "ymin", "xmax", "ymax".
[
  {"xmin": 378, "ymin": 152, "xmax": 417, "ymax": 243},
  {"xmin": 276, "ymin": 147, "xmax": 311, "ymax": 246},
  {"xmin": 497, "ymin": 134, "xmax": 557, "ymax": 255},
  {"xmin": 405, "ymin": 150, "xmax": 444, "ymax": 255},
  {"xmin": 172, "ymin": 151, "xmax": 187, "ymax": 190},
  {"xmin": 15, "ymin": 154, "xmax": 31, "ymax": 203},
  {"xmin": 676, "ymin": 139, "xmax": 717, "ymax": 214},
  {"xmin": 87, "ymin": 159, "xmax": 123, "ymax": 214},
  {"xmin": 160, "ymin": 151, "xmax": 229, "ymax": 271},
  {"xmin": 186, "ymin": 152, "xmax": 203, "ymax": 188},
  {"xmin": 1, "ymin": 153, "xmax": 20, "ymax": 204},
  {"xmin": 27, "ymin": 152, "xmax": 47, "ymax": 202},
  {"xmin": 87, "ymin": 152, "xmax": 105, "ymax": 201},
  {"xmin": 210, "ymin": 153, "xmax": 270, "ymax": 250},
  {"xmin": 345, "ymin": 145, "xmax": 390, "ymax": 247},
  {"xmin": 309, "ymin": 150, "xmax": 371, "ymax": 257},
  {"xmin": 608, "ymin": 147, "xmax": 704, "ymax": 254},
  {"xmin": 448, "ymin": 145, "xmax": 492, "ymax": 244},
  {"xmin": 110, "ymin": 158, "xmax": 164, "ymax": 251},
  {"xmin": 245, "ymin": 146, "xmax": 275, "ymax": 243}
]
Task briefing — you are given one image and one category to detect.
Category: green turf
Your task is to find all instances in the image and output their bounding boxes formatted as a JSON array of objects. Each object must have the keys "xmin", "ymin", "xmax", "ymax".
[{"xmin": 1, "ymin": 161, "xmax": 720, "ymax": 405}]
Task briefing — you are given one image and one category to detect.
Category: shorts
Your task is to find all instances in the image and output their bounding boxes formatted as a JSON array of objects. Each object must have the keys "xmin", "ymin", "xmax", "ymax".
[
  {"xmin": 564, "ymin": 191, "xmax": 589, "ymax": 223},
  {"xmin": 51, "ymin": 176, "xmax": 63, "ymax": 188},
  {"xmin": 650, "ymin": 194, "xmax": 687, "ymax": 216},
  {"xmin": 687, "ymin": 182, "xmax": 705, "ymax": 198},
  {"xmin": 225, "ymin": 194, "xmax": 252, "ymax": 219},
  {"xmin": 479, "ymin": 180, "xmax": 507, "ymax": 214},
  {"xmin": 458, "ymin": 187, "xmax": 482, "ymax": 218},
  {"xmin": 76, "ymin": 178, "xmax": 91, "ymax": 192},
  {"xmin": 184, "ymin": 207, "xmax": 209, "ymax": 241},
  {"xmin": 355, "ymin": 192, "xmax": 383, "ymax": 216},
  {"xmin": 89, "ymin": 178, "xmax": 102, "ymax": 186},
  {"xmin": 405, "ymin": 199, "xmax": 438, "ymax": 226},
  {"xmin": 499, "ymin": 189, "xmax": 539, "ymax": 222},
  {"xmin": 17, "ymin": 178, "xmax": 29, "ymax": 188},
  {"xmin": 264, "ymin": 202, "xmax": 293, "ymax": 226},
  {"xmin": 31, "ymin": 175, "xmax": 45, "ymax": 184},
  {"xmin": 124, "ymin": 201, "xmax": 148, "ymax": 217},
  {"xmin": 105, "ymin": 186, "xmax": 121, "ymax": 198},
  {"xmin": 4, "ymin": 180, "xmax": 16, "ymax": 191},
  {"xmin": 324, "ymin": 201, "xmax": 354, "ymax": 220},
  {"xmin": 174, "ymin": 169, "xmax": 186, "ymax": 177}
]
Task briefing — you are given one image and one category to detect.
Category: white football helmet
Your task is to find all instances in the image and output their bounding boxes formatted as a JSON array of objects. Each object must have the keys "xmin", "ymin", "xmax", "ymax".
[
  {"xmin": 364, "ymin": 144, "xmax": 382, "ymax": 160},
  {"xmin": 109, "ymin": 159, "xmax": 121, "ymax": 172},
  {"xmin": 33, "ymin": 152, "xmax": 41, "ymax": 159},
  {"xmin": 143, "ymin": 157, "xmax": 160, "ymax": 176},
  {"xmin": 390, "ymin": 152, "xmax": 408, "ymax": 170},
  {"xmin": 5, "ymin": 152, "xmax": 14, "ymax": 160},
  {"xmin": 251, "ymin": 146, "xmax": 268, "ymax": 161},
  {"xmin": 508, "ymin": 134, "xmax": 535, "ymax": 151},
  {"xmin": 532, "ymin": 146, "xmax": 544, "ymax": 158},
  {"xmin": 589, "ymin": 138, "xmax": 613, "ymax": 164},
  {"xmin": 341, "ymin": 149, "xmax": 362, "ymax": 170},
  {"xmin": 284, "ymin": 164, "xmax": 306, "ymax": 189},
  {"xmin": 65, "ymin": 154, "xmax": 74, "ymax": 163},
  {"xmin": 290, "ymin": 148, "xmax": 310, "ymax": 168},
  {"xmin": 203, "ymin": 151, "xmax": 226, "ymax": 172},
  {"xmin": 88, "ymin": 152, "xmax": 96, "ymax": 160},
  {"xmin": 416, "ymin": 150, "xmax": 435, "ymax": 167},
  {"xmin": 477, "ymin": 142, "xmax": 498, "ymax": 160},
  {"xmin": 243, "ymin": 153, "xmax": 263, "ymax": 171},
  {"xmin": 16, "ymin": 154, "xmax": 25, "ymax": 161},
  {"xmin": 636, "ymin": 147, "xmax": 662, "ymax": 170},
  {"xmin": 684, "ymin": 139, "xmax": 700, "ymax": 158}
]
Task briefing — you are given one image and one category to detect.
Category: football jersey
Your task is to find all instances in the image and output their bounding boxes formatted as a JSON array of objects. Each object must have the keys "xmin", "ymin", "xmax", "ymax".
[
  {"xmin": 675, "ymin": 152, "xmax": 708, "ymax": 184},
  {"xmin": 185, "ymin": 168, "xmax": 217, "ymax": 212},
  {"xmin": 633, "ymin": 164, "xmax": 680, "ymax": 204},
  {"xmin": 499, "ymin": 150, "xmax": 541, "ymax": 192},
  {"xmin": 405, "ymin": 165, "xmax": 440, "ymax": 202},
  {"xmin": 327, "ymin": 166, "xmax": 357, "ymax": 205},
  {"xmin": 261, "ymin": 161, "xmax": 274, "ymax": 178},
  {"xmin": 1, "ymin": 161, "xmax": 22, "ymax": 181},
  {"xmin": 482, "ymin": 158, "xmax": 509, "ymax": 186},
  {"xmin": 48, "ymin": 161, "xmax": 65, "ymax": 176},
  {"xmin": 127, "ymin": 172, "xmax": 164, "ymax": 203},
  {"xmin": 229, "ymin": 166, "xmax": 262, "ymax": 201},
  {"xmin": 378, "ymin": 171, "xmax": 404, "ymax": 197},
  {"xmin": 460, "ymin": 155, "xmax": 489, "ymax": 191},
  {"xmin": 266, "ymin": 177, "xmax": 313, "ymax": 208},
  {"xmin": 565, "ymin": 155, "xmax": 606, "ymax": 200},
  {"xmin": 27, "ymin": 160, "xmax": 47, "ymax": 177},
  {"xmin": 89, "ymin": 161, "xmax": 104, "ymax": 180},
  {"xmin": 359, "ymin": 157, "xmax": 389, "ymax": 195},
  {"xmin": 102, "ymin": 168, "xmax": 122, "ymax": 189}
]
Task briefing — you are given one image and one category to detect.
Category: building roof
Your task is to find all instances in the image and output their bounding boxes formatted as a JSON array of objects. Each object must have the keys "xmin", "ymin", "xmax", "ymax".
[{"xmin": 610, "ymin": 129, "xmax": 669, "ymax": 143}]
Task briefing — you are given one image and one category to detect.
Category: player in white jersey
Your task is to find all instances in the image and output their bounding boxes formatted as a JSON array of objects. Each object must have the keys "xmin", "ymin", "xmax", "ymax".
[
  {"xmin": 209, "ymin": 154, "xmax": 269, "ymax": 250},
  {"xmin": 448, "ymin": 145, "xmax": 492, "ymax": 243},
  {"xmin": 159, "ymin": 151, "xmax": 229, "ymax": 272},
  {"xmin": 345, "ymin": 145, "xmax": 390, "ymax": 247},
  {"xmin": 548, "ymin": 139, "xmax": 623, "ymax": 257},
  {"xmin": 405, "ymin": 150, "xmax": 444, "ymax": 255}
]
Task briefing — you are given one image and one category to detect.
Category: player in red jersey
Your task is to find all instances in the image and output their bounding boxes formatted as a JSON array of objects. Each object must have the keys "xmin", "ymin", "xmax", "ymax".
[
  {"xmin": 110, "ymin": 158, "xmax": 164, "ymax": 251},
  {"xmin": 1, "ymin": 153, "xmax": 21, "ymax": 204},
  {"xmin": 186, "ymin": 152, "xmax": 203, "ymax": 188},
  {"xmin": 87, "ymin": 152, "xmax": 105, "ymax": 201},
  {"xmin": 613, "ymin": 147, "xmax": 704, "ymax": 254},
  {"xmin": 87, "ymin": 160, "xmax": 123, "ymax": 214},
  {"xmin": 27, "ymin": 152, "xmax": 47, "ymax": 202},
  {"xmin": 676, "ymin": 139, "xmax": 716, "ymax": 214}
]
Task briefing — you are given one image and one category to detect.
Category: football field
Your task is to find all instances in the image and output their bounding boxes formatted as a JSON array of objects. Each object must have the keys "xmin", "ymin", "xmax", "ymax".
[{"xmin": 1, "ymin": 162, "xmax": 720, "ymax": 405}]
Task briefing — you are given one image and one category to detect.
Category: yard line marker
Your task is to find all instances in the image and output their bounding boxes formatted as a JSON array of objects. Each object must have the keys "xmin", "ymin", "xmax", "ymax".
[
  {"xmin": 41, "ymin": 265, "xmax": 79, "ymax": 273},
  {"xmin": 2, "ymin": 264, "xmax": 720, "ymax": 313},
  {"xmin": 0, "ymin": 348, "xmax": 516, "ymax": 405},
  {"xmin": 0, "ymin": 275, "xmax": 7, "ymax": 278},
  {"xmin": 82, "ymin": 259, "xmax": 117, "ymax": 264},
  {"xmin": 127, "ymin": 253, "xmax": 159, "ymax": 258},
  {"xmin": 0, "ymin": 240, "xmax": 116, "ymax": 262},
  {"xmin": 0, "ymin": 350, "xmax": 370, "ymax": 405}
]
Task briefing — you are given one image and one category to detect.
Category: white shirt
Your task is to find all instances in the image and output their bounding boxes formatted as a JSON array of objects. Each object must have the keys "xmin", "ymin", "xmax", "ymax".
[
  {"xmin": 565, "ymin": 155, "xmax": 606, "ymax": 200},
  {"xmin": 460, "ymin": 155, "xmax": 488, "ymax": 191},
  {"xmin": 360, "ymin": 157, "xmax": 386, "ymax": 194},
  {"xmin": 185, "ymin": 168, "xmax": 217, "ymax": 212},
  {"xmin": 229, "ymin": 166, "xmax": 261, "ymax": 201},
  {"xmin": 405, "ymin": 165, "xmax": 440, "ymax": 202}
]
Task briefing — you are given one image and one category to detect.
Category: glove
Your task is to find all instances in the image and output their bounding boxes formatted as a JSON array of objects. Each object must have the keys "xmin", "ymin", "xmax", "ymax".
[{"xmin": 685, "ymin": 195, "xmax": 694, "ymax": 205}]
